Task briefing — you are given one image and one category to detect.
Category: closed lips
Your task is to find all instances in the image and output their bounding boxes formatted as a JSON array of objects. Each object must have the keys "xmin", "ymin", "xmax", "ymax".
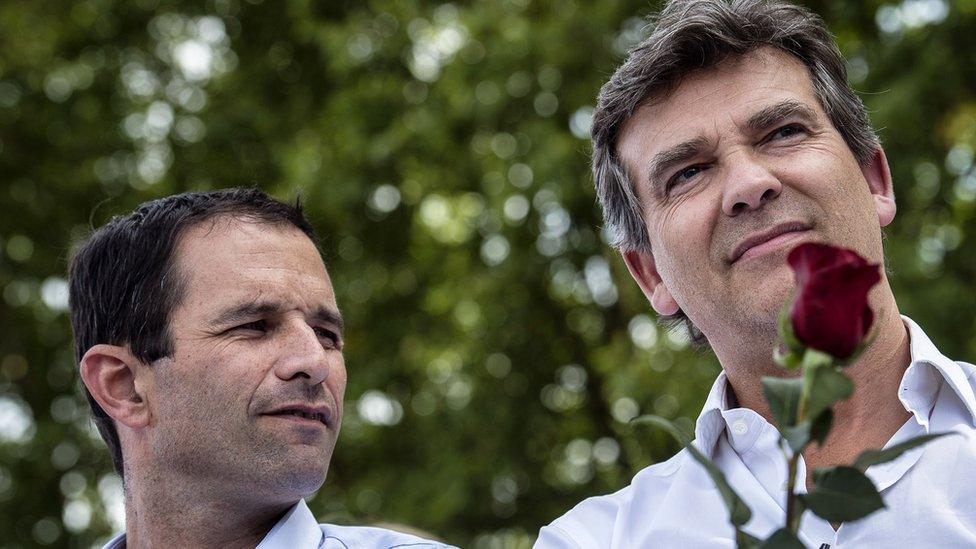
[
  {"xmin": 730, "ymin": 222, "xmax": 810, "ymax": 263},
  {"xmin": 264, "ymin": 407, "xmax": 332, "ymax": 426}
]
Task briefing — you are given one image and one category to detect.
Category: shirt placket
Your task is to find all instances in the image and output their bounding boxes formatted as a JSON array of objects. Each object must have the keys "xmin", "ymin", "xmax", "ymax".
[{"xmin": 722, "ymin": 409, "xmax": 839, "ymax": 548}]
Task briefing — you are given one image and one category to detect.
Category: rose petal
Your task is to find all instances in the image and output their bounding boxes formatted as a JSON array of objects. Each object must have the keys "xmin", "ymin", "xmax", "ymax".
[{"xmin": 787, "ymin": 243, "xmax": 881, "ymax": 358}]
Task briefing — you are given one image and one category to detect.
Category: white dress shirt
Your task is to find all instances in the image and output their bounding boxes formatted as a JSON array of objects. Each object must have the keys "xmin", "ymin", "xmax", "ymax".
[
  {"xmin": 102, "ymin": 498, "xmax": 455, "ymax": 549},
  {"xmin": 537, "ymin": 317, "xmax": 976, "ymax": 548}
]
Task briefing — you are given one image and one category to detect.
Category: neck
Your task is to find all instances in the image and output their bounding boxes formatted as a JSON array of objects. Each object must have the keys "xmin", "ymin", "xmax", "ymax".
[
  {"xmin": 800, "ymin": 308, "xmax": 911, "ymax": 478},
  {"xmin": 122, "ymin": 466, "xmax": 292, "ymax": 549},
  {"xmin": 720, "ymin": 288, "xmax": 912, "ymax": 479}
]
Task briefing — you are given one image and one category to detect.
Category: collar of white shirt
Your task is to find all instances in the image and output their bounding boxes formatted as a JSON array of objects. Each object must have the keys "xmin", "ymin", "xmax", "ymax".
[
  {"xmin": 99, "ymin": 500, "xmax": 325, "ymax": 549},
  {"xmin": 256, "ymin": 499, "xmax": 325, "ymax": 548},
  {"xmin": 101, "ymin": 498, "xmax": 453, "ymax": 548},
  {"xmin": 693, "ymin": 315, "xmax": 976, "ymax": 459}
]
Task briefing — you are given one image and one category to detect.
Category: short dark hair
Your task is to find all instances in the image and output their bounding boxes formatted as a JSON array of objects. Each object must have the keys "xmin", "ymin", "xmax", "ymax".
[
  {"xmin": 591, "ymin": 0, "xmax": 879, "ymax": 343},
  {"xmin": 68, "ymin": 188, "xmax": 317, "ymax": 477}
]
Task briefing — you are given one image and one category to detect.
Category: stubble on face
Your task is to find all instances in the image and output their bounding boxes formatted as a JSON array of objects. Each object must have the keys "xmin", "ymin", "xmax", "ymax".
[
  {"xmin": 616, "ymin": 49, "xmax": 886, "ymax": 357},
  {"xmin": 143, "ymin": 218, "xmax": 345, "ymax": 504}
]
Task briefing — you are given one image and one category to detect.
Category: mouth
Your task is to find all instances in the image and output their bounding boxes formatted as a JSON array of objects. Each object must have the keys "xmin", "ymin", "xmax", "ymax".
[
  {"xmin": 730, "ymin": 222, "xmax": 811, "ymax": 264},
  {"xmin": 262, "ymin": 406, "xmax": 333, "ymax": 428}
]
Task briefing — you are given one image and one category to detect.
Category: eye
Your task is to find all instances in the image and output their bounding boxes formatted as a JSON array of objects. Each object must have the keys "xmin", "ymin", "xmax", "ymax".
[
  {"xmin": 314, "ymin": 327, "xmax": 341, "ymax": 347},
  {"xmin": 765, "ymin": 124, "xmax": 806, "ymax": 142},
  {"xmin": 668, "ymin": 164, "xmax": 708, "ymax": 190},
  {"xmin": 234, "ymin": 320, "xmax": 268, "ymax": 333}
]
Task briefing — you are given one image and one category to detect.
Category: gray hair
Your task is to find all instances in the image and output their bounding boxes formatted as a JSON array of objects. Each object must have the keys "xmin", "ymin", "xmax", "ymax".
[{"xmin": 591, "ymin": 0, "xmax": 879, "ymax": 341}]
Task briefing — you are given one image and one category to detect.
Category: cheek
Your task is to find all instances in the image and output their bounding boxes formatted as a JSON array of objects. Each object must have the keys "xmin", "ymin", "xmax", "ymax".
[
  {"xmin": 170, "ymin": 350, "xmax": 262, "ymax": 411},
  {"xmin": 651, "ymin": 212, "xmax": 707, "ymax": 271},
  {"xmin": 646, "ymin": 186, "xmax": 717, "ymax": 246},
  {"xmin": 153, "ymin": 371, "xmax": 222, "ymax": 426},
  {"xmin": 787, "ymin": 147, "xmax": 862, "ymax": 196},
  {"xmin": 329, "ymin": 357, "xmax": 348, "ymax": 406}
]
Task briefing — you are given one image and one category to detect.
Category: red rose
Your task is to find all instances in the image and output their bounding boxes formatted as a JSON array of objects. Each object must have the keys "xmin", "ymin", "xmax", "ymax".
[{"xmin": 786, "ymin": 243, "xmax": 882, "ymax": 359}]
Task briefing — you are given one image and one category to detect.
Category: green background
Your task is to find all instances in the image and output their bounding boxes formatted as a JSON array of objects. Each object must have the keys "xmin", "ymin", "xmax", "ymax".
[{"xmin": 1, "ymin": 0, "xmax": 975, "ymax": 547}]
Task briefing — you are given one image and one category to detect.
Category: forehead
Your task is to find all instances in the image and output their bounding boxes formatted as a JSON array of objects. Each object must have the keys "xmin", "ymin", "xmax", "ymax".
[
  {"xmin": 617, "ymin": 48, "xmax": 824, "ymax": 173},
  {"xmin": 173, "ymin": 218, "xmax": 335, "ymax": 315}
]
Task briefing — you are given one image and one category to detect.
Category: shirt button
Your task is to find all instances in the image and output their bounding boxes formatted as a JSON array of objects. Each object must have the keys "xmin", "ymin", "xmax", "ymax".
[{"xmin": 731, "ymin": 420, "xmax": 749, "ymax": 436}]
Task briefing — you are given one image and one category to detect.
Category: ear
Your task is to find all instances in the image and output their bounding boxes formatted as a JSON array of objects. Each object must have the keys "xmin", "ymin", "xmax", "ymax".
[
  {"xmin": 622, "ymin": 249, "xmax": 680, "ymax": 316},
  {"xmin": 79, "ymin": 344, "xmax": 151, "ymax": 430},
  {"xmin": 862, "ymin": 147, "xmax": 896, "ymax": 227}
]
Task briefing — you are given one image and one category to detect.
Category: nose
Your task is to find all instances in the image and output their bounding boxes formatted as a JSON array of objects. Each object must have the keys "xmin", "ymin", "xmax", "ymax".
[
  {"xmin": 721, "ymin": 153, "xmax": 782, "ymax": 216},
  {"xmin": 273, "ymin": 321, "xmax": 333, "ymax": 386}
]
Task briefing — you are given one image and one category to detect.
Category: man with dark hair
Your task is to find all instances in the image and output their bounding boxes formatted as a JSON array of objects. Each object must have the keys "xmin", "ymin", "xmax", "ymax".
[
  {"xmin": 537, "ymin": 1, "xmax": 976, "ymax": 547},
  {"xmin": 70, "ymin": 188, "xmax": 450, "ymax": 548}
]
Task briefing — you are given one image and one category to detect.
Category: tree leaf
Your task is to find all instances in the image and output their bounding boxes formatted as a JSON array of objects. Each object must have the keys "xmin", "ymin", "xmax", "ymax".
[
  {"xmin": 800, "ymin": 466, "xmax": 884, "ymax": 522},
  {"xmin": 853, "ymin": 432, "xmax": 956, "ymax": 471},
  {"xmin": 805, "ymin": 365, "xmax": 853, "ymax": 420},
  {"xmin": 634, "ymin": 414, "xmax": 752, "ymax": 527},
  {"xmin": 762, "ymin": 376, "xmax": 803, "ymax": 428},
  {"xmin": 757, "ymin": 528, "xmax": 806, "ymax": 549}
]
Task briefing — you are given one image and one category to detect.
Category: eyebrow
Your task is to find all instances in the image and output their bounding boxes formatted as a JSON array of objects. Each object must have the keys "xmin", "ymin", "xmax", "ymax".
[
  {"xmin": 210, "ymin": 299, "xmax": 344, "ymax": 334},
  {"xmin": 745, "ymin": 100, "xmax": 818, "ymax": 133},
  {"xmin": 647, "ymin": 135, "xmax": 711, "ymax": 191}
]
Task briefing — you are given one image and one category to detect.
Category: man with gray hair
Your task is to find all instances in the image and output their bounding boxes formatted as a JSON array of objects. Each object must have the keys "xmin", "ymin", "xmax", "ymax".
[{"xmin": 537, "ymin": 1, "xmax": 976, "ymax": 547}]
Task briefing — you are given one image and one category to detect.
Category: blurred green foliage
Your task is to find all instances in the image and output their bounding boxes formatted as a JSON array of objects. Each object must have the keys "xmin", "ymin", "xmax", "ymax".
[{"xmin": 1, "ymin": 0, "xmax": 975, "ymax": 547}]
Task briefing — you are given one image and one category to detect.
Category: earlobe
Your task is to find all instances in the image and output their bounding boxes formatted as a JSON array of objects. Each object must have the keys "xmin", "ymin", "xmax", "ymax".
[
  {"xmin": 862, "ymin": 147, "xmax": 896, "ymax": 227},
  {"xmin": 622, "ymin": 249, "xmax": 680, "ymax": 316},
  {"xmin": 650, "ymin": 285, "xmax": 680, "ymax": 317},
  {"xmin": 79, "ymin": 345, "xmax": 151, "ymax": 429}
]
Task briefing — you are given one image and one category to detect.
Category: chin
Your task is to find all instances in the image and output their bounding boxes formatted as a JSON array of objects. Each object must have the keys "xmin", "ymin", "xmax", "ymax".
[
  {"xmin": 718, "ymin": 289, "xmax": 793, "ymax": 339},
  {"xmin": 269, "ymin": 461, "xmax": 329, "ymax": 500},
  {"xmin": 756, "ymin": 263, "xmax": 796, "ymax": 301},
  {"xmin": 251, "ymin": 444, "xmax": 332, "ymax": 495}
]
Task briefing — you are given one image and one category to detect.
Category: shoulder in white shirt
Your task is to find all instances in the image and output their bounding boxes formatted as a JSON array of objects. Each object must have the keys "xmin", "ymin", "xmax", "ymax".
[{"xmin": 536, "ymin": 316, "xmax": 976, "ymax": 549}]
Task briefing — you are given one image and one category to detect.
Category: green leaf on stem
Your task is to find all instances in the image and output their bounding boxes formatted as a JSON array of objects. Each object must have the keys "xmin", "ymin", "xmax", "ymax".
[
  {"xmin": 762, "ymin": 376, "xmax": 803, "ymax": 428},
  {"xmin": 633, "ymin": 415, "xmax": 753, "ymax": 527},
  {"xmin": 808, "ymin": 408, "xmax": 833, "ymax": 446},
  {"xmin": 777, "ymin": 306, "xmax": 804, "ymax": 356},
  {"xmin": 805, "ymin": 366, "xmax": 854, "ymax": 420},
  {"xmin": 800, "ymin": 348, "xmax": 834, "ymax": 369},
  {"xmin": 781, "ymin": 422, "xmax": 810, "ymax": 454},
  {"xmin": 736, "ymin": 529, "xmax": 760, "ymax": 548},
  {"xmin": 773, "ymin": 346, "xmax": 801, "ymax": 370},
  {"xmin": 853, "ymin": 432, "xmax": 956, "ymax": 471},
  {"xmin": 684, "ymin": 444, "xmax": 753, "ymax": 527},
  {"xmin": 799, "ymin": 466, "xmax": 884, "ymax": 522},
  {"xmin": 632, "ymin": 414, "xmax": 692, "ymax": 445},
  {"xmin": 781, "ymin": 409, "xmax": 833, "ymax": 455},
  {"xmin": 757, "ymin": 528, "xmax": 806, "ymax": 549}
]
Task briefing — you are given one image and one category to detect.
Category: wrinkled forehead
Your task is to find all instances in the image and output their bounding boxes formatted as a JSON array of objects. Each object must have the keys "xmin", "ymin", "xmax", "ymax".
[
  {"xmin": 615, "ymin": 48, "xmax": 823, "ymax": 170},
  {"xmin": 171, "ymin": 217, "xmax": 334, "ymax": 314}
]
